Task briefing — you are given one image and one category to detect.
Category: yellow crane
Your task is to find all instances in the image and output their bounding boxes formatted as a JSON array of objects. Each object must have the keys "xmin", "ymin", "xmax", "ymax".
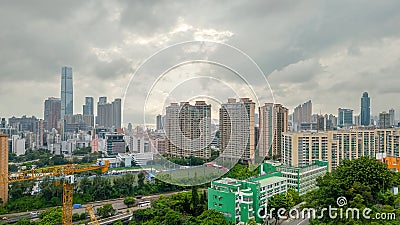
[
  {"xmin": 86, "ymin": 205, "xmax": 100, "ymax": 225},
  {"xmin": 4, "ymin": 160, "xmax": 110, "ymax": 225}
]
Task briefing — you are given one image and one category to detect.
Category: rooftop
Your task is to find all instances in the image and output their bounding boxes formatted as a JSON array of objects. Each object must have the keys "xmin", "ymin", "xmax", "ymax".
[{"xmin": 252, "ymin": 175, "xmax": 286, "ymax": 187}]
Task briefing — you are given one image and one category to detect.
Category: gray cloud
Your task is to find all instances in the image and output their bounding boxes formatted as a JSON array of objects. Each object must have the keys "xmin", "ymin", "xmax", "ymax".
[{"xmin": 1, "ymin": 0, "xmax": 400, "ymax": 123}]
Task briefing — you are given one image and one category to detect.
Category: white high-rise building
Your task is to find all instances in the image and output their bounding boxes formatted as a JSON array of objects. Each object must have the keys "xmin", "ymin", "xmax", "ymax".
[{"xmin": 12, "ymin": 135, "xmax": 26, "ymax": 156}]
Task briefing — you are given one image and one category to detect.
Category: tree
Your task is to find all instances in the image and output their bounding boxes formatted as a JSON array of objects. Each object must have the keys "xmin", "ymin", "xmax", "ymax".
[
  {"xmin": 191, "ymin": 186, "xmax": 199, "ymax": 215},
  {"xmin": 72, "ymin": 213, "xmax": 81, "ymax": 221},
  {"xmin": 304, "ymin": 157, "xmax": 400, "ymax": 224},
  {"xmin": 113, "ymin": 221, "xmax": 123, "ymax": 225},
  {"xmin": 38, "ymin": 207, "xmax": 62, "ymax": 225},
  {"xmin": 200, "ymin": 190, "xmax": 207, "ymax": 207},
  {"xmin": 14, "ymin": 219, "xmax": 34, "ymax": 225},
  {"xmin": 8, "ymin": 164, "xmax": 18, "ymax": 172},
  {"xmin": 197, "ymin": 210, "xmax": 231, "ymax": 225},
  {"xmin": 268, "ymin": 192, "xmax": 295, "ymax": 225},
  {"xmin": 138, "ymin": 171, "xmax": 145, "ymax": 187},
  {"xmin": 9, "ymin": 181, "xmax": 34, "ymax": 200},
  {"xmin": 124, "ymin": 197, "xmax": 136, "ymax": 207},
  {"xmin": 246, "ymin": 218, "xmax": 258, "ymax": 225},
  {"xmin": 287, "ymin": 188, "xmax": 301, "ymax": 205},
  {"xmin": 97, "ymin": 204, "xmax": 116, "ymax": 218},
  {"xmin": 333, "ymin": 157, "xmax": 394, "ymax": 195},
  {"xmin": 38, "ymin": 177, "xmax": 62, "ymax": 206}
]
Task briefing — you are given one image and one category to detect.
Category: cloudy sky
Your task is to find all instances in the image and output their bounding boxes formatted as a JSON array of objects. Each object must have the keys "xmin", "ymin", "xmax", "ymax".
[{"xmin": 1, "ymin": 0, "xmax": 400, "ymax": 125}]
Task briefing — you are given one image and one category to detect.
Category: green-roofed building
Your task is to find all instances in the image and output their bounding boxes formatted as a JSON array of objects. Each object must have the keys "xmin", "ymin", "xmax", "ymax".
[
  {"xmin": 260, "ymin": 160, "xmax": 328, "ymax": 195},
  {"xmin": 208, "ymin": 172, "xmax": 286, "ymax": 224},
  {"xmin": 208, "ymin": 160, "xmax": 328, "ymax": 224}
]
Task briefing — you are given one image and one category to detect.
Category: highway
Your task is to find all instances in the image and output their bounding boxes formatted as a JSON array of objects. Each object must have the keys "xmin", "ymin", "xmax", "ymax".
[{"xmin": 0, "ymin": 190, "xmax": 188, "ymax": 223}]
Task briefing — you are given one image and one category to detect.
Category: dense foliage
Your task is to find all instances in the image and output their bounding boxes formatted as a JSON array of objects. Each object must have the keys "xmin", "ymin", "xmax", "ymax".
[
  {"xmin": 223, "ymin": 163, "xmax": 259, "ymax": 180},
  {"xmin": 129, "ymin": 187, "xmax": 233, "ymax": 225},
  {"xmin": 8, "ymin": 148, "xmax": 101, "ymax": 171},
  {"xmin": 303, "ymin": 157, "xmax": 400, "ymax": 225},
  {"xmin": 72, "ymin": 147, "xmax": 92, "ymax": 155},
  {"xmin": 97, "ymin": 203, "xmax": 116, "ymax": 218},
  {"xmin": 0, "ymin": 172, "xmax": 187, "ymax": 213},
  {"xmin": 268, "ymin": 189, "xmax": 301, "ymax": 224}
]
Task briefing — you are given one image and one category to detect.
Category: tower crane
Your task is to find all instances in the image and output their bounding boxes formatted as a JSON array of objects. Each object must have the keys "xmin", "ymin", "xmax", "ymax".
[
  {"xmin": 86, "ymin": 205, "xmax": 100, "ymax": 225},
  {"xmin": 2, "ymin": 160, "xmax": 110, "ymax": 225}
]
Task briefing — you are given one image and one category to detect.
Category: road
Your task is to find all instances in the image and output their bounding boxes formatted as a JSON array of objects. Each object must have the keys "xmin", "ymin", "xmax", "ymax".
[
  {"xmin": 281, "ymin": 217, "xmax": 310, "ymax": 225},
  {"xmin": 0, "ymin": 190, "xmax": 188, "ymax": 223},
  {"xmin": 73, "ymin": 190, "xmax": 186, "ymax": 214}
]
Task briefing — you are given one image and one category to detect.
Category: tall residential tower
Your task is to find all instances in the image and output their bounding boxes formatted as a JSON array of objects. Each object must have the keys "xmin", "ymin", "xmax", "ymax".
[
  {"xmin": 44, "ymin": 97, "xmax": 61, "ymax": 132},
  {"xmin": 219, "ymin": 98, "xmax": 255, "ymax": 164},
  {"xmin": 83, "ymin": 97, "xmax": 94, "ymax": 128},
  {"xmin": 165, "ymin": 101, "xmax": 212, "ymax": 159},
  {"xmin": 258, "ymin": 103, "xmax": 288, "ymax": 158}
]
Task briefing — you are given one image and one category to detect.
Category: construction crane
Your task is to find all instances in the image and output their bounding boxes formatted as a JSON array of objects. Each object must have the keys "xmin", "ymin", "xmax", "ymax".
[
  {"xmin": 86, "ymin": 205, "xmax": 100, "ymax": 225},
  {"xmin": 4, "ymin": 160, "xmax": 110, "ymax": 225}
]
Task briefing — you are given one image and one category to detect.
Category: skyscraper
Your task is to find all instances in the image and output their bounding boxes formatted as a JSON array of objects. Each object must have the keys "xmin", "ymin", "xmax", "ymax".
[
  {"xmin": 97, "ymin": 98, "xmax": 112, "ymax": 128},
  {"xmin": 96, "ymin": 97, "xmax": 122, "ymax": 129},
  {"xmin": 317, "ymin": 114, "xmax": 325, "ymax": 131},
  {"xmin": 61, "ymin": 66, "xmax": 73, "ymax": 140},
  {"xmin": 37, "ymin": 119, "xmax": 45, "ymax": 148},
  {"xmin": 360, "ymin": 92, "xmax": 370, "ymax": 126},
  {"xmin": 61, "ymin": 66, "xmax": 73, "ymax": 117},
  {"xmin": 165, "ymin": 101, "xmax": 211, "ymax": 159},
  {"xmin": 98, "ymin": 96, "xmax": 107, "ymax": 104},
  {"xmin": 338, "ymin": 108, "xmax": 353, "ymax": 127},
  {"xmin": 44, "ymin": 97, "xmax": 61, "ymax": 132},
  {"xmin": 0, "ymin": 133, "xmax": 8, "ymax": 204},
  {"xmin": 83, "ymin": 97, "xmax": 94, "ymax": 116},
  {"xmin": 83, "ymin": 97, "xmax": 94, "ymax": 128},
  {"xmin": 293, "ymin": 100, "xmax": 312, "ymax": 131},
  {"xmin": 219, "ymin": 98, "xmax": 255, "ymax": 164},
  {"xmin": 112, "ymin": 98, "xmax": 122, "ymax": 129},
  {"xmin": 156, "ymin": 114, "xmax": 163, "ymax": 131},
  {"xmin": 389, "ymin": 109, "xmax": 395, "ymax": 126},
  {"xmin": 258, "ymin": 103, "xmax": 288, "ymax": 158},
  {"xmin": 379, "ymin": 111, "xmax": 391, "ymax": 129}
]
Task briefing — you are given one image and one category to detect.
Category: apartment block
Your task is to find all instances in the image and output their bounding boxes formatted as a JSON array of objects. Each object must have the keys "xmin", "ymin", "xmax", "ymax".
[
  {"xmin": 282, "ymin": 128, "xmax": 400, "ymax": 171},
  {"xmin": 258, "ymin": 103, "xmax": 289, "ymax": 158},
  {"xmin": 165, "ymin": 101, "xmax": 211, "ymax": 159},
  {"xmin": 219, "ymin": 98, "xmax": 255, "ymax": 164}
]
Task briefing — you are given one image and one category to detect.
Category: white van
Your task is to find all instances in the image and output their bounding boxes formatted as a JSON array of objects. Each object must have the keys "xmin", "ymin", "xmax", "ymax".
[{"xmin": 138, "ymin": 201, "xmax": 151, "ymax": 207}]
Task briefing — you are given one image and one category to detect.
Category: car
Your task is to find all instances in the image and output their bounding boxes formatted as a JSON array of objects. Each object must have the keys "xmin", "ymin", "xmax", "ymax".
[
  {"xmin": 138, "ymin": 201, "xmax": 151, "ymax": 207},
  {"xmin": 30, "ymin": 212, "xmax": 39, "ymax": 216},
  {"xmin": 1, "ymin": 217, "xmax": 9, "ymax": 221},
  {"xmin": 135, "ymin": 195, "xmax": 143, "ymax": 199}
]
